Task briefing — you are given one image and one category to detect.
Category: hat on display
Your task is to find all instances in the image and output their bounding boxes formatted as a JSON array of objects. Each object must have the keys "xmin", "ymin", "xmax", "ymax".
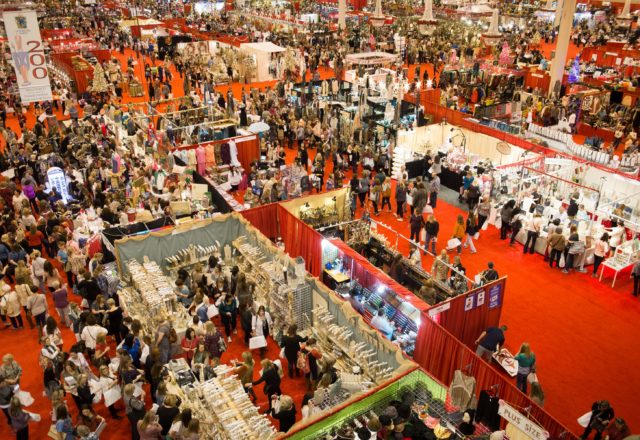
[
  {"xmin": 434, "ymin": 423, "xmax": 453, "ymax": 440},
  {"xmin": 367, "ymin": 416, "xmax": 382, "ymax": 432},
  {"xmin": 383, "ymin": 406, "xmax": 398, "ymax": 420},
  {"xmin": 336, "ymin": 426, "xmax": 355, "ymax": 440}
]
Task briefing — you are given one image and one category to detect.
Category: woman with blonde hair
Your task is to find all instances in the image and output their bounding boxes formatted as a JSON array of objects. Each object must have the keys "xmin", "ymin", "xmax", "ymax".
[
  {"xmin": 272, "ymin": 394, "xmax": 297, "ymax": 432},
  {"xmin": 124, "ymin": 383, "xmax": 146, "ymax": 440},
  {"xmin": 137, "ymin": 410, "xmax": 162, "ymax": 440},
  {"xmin": 451, "ymin": 214, "xmax": 466, "ymax": 254},
  {"xmin": 514, "ymin": 342, "xmax": 536, "ymax": 394},
  {"xmin": 232, "ymin": 351, "xmax": 257, "ymax": 402}
]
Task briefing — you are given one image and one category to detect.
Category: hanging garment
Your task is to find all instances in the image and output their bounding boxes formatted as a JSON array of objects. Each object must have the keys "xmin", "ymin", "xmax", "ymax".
[
  {"xmin": 321, "ymin": 80, "xmax": 329, "ymax": 96},
  {"xmin": 229, "ymin": 140, "xmax": 240, "ymax": 167},
  {"xmin": 448, "ymin": 370, "xmax": 476, "ymax": 409},
  {"xmin": 205, "ymin": 144, "xmax": 216, "ymax": 168},
  {"xmin": 332, "ymin": 79, "xmax": 339, "ymax": 95},
  {"xmin": 220, "ymin": 143, "xmax": 231, "ymax": 165},
  {"xmin": 196, "ymin": 146, "xmax": 206, "ymax": 175},
  {"xmin": 187, "ymin": 149, "xmax": 197, "ymax": 167},
  {"xmin": 475, "ymin": 390, "xmax": 500, "ymax": 431}
]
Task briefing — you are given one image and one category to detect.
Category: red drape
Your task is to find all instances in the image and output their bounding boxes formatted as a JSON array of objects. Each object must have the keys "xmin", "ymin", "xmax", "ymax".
[
  {"xmin": 241, "ymin": 204, "xmax": 279, "ymax": 240},
  {"xmin": 414, "ymin": 316, "xmax": 578, "ymax": 440},
  {"xmin": 437, "ymin": 279, "xmax": 506, "ymax": 346},
  {"xmin": 277, "ymin": 205, "xmax": 323, "ymax": 277}
]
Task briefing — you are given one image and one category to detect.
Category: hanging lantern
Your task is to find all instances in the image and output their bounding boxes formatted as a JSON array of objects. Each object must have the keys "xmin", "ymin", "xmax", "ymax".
[
  {"xmin": 370, "ymin": 0, "xmax": 386, "ymax": 28},
  {"xmin": 482, "ymin": 9, "xmax": 502, "ymax": 46},
  {"xmin": 418, "ymin": 0, "xmax": 438, "ymax": 36}
]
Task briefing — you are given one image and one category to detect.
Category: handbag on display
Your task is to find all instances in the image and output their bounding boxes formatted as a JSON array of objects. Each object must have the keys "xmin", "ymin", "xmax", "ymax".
[{"xmin": 527, "ymin": 372, "xmax": 538, "ymax": 384}]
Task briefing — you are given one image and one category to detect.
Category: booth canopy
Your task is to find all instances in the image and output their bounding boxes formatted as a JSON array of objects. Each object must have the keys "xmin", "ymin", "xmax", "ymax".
[{"xmin": 239, "ymin": 41, "xmax": 285, "ymax": 53}]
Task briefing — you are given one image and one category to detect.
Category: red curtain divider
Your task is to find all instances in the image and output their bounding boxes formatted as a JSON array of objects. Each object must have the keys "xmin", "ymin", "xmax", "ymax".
[
  {"xmin": 277, "ymin": 205, "xmax": 323, "ymax": 277},
  {"xmin": 240, "ymin": 203, "xmax": 280, "ymax": 240},
  {"xmin": 414, "ymin": 315, "xmax": 578, "ymax": 440},
  {"xmin": 436, "ymin": 279, "xmax": 506, "ymax": 346}
]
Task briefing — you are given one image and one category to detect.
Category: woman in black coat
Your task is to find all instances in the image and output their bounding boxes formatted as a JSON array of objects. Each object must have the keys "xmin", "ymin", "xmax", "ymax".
[
  {"xmin": 280, "ymin": 324, "xmax": 308, "ymax": 378},
  {"xmin": 272, "ymin": 395, "xmax": 297, "ymax": 432},
  {"xmin": 251, "ymin": 360, "xmax": 281, "ymax": 411}
]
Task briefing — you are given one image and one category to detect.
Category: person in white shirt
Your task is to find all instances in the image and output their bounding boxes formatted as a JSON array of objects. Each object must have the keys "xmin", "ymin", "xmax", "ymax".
[
  {"xmin": 370, "ymin": 309, "xmax": 394, "ymax": 339},
  {"xmin": 523, "ymin": 213, "xmax": 543, "ymax": 254},
  {"xmin": 80, "ymin": 314, "xmax": 108, "ymax": 352},
  {"xmin": 576, "ymin": 204, "xmax": 590, "ymax": 222}
]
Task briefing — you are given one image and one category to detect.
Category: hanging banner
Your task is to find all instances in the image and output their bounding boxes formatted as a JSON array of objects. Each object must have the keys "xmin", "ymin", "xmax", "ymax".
[{"xmin": 3, "ymin": 11, "xmax": 53, "ymax": 104}]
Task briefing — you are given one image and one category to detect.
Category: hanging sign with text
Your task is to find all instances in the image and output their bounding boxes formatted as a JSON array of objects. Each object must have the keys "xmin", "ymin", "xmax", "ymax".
[
  {"xmin": 498, "ymin": 400, "xmax": 549, "ymax": 440},
  {"xmin": 3, "ymin": 11, "xmax": 52, "ymax": 103}
]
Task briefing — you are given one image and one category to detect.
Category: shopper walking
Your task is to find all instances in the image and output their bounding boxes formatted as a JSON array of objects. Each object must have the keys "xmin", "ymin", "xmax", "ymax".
[
  {"xmin": 593, "ymin": 233, "xmax": 610, "ymax": 278},
  {"xmin": 499, "ymin": 200, "xmax": 516, "ymax": 240},
  {"xmin": 218, "ymin": 294, "xmax": 237, "ymax": 343},
  {"xmin": 451, "ymin": 215, "xmax": 466, "ymax": 254},
  {"xmin": 395, "ymin": 181, "xmax": 407, "ymax": 220},
  {"xmin": 357, "ymin": 172, "xmax": 370, "ymax": 208},
  {"xmin": 477, "ymin": 196, "xmax": 491, "ymax": 229},
  {"xmin": 369, "ymin": 180, "xmax": 381, "ymax": 215},
  {"xmin": 250, "ymin": 359, "xmax": 281, "ymax": 412},
  {"xmin": 547, "ymin": 227, "xmax": 566, "ymax": 269},
  {"xmin": 381, "ymin": 177, "xmax": 392, "ymax": 213},
  {"xmin": 8, "ymin": 396, "xmax": 33, "ymax": 440},
  {"xmin": 280, "ymin": 324, "xmax": 308, "ymax": 378},
  {"xmin": 580, "ymin": 400, "xmax": 614, "ymax": 440},
  {"xmin": 514, "ymin": 343, "xmax": 536, "ymax": 393},
  {"xmin": 509, "ymin": 208, "xmax": 526, "ymax": 246},
  {"xmin": 428, "ymin": 172, "xmax": 440, "ymax": 208},
  {"xmin": 523, "ymin": 213, "xmax": 543, "ymax": 254},
  {"xmin": 409, "ymin": 212, "xmax": 425, "ymax": 244},
  {"xmin": 564, "ymin": 225, "xmax": 585, "ymax": 274},
  {"xmin": 271, "ymin": 395, "xmax": 297, "ymax": 432},
  {"xmin": 251, "ymin": 306, "xmax": 272, "ymax": 358},
  {"xmin": 424, "ymin": 215, "xmax": 439, "ymax": 255},
  {"xmin": 464, "ymin": 213, "xmax": 478, "ymax": 254},
  {"xmin": 232, "ymin": 351, "xmax": 258, "ymax": 402}
]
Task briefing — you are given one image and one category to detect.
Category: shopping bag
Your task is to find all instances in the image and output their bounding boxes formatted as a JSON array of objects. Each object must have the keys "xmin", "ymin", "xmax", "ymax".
[
  {"xmin": 406, "ymin": 195, "xmax": 413, "ymax": 206},
  {"xmin": 249, "ymin": 335, "xmax": 267, "ymax": 350},
  {"xmin": 422, "ymin": 205, "xmax": 433, "ymax": 215},
  {"xmin": 279, "ymin": 347, "xmax": 286, "ymax": 359},
  {"xmin": 207, "ymin": 304, "xmax": 219, "ymax": 318},
  {"xmin": 527, "ymin": 372, "xmax": 538, "ymax": 384},
  {"xmin": 482, "ymin": 221, "xmax": 489, "ymax": 231},
  {"xmin": 26, "ymin": 411, "xmax": 41, "ymax": 422},
  {"xmin": 473, "ymin": 232, "xmax": 480, "ymax": 240},
  {"xmin": 103, "ymin": 386, "xmax": 122, "ymax": 407},
  {"xmin": 494, "ymin": 217, "xmax": 502, "ymax": 229},
  {"xmin": 447, "ymin": 238, "xmax": 461, "ymax": 250},
  {"xmin": 17, "ymin": 390, "xmax": 34, "ymax": 407},
  {"xmin": 273, "ymin": 359, "xmax": 284, "ymax": 378},
  {"xmin": 48, "ymin": 425, "xmax": 63, "ymax": 440},
  {"xmin": 577, "ymin": 411, "xmax": 592, "ymax": 428}
]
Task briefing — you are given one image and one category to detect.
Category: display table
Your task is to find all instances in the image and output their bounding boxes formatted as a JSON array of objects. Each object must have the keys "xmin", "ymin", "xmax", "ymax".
[
  {"xmin": 440, "ymin": 167, "xmax": 463, "ymax": 192},
  {"xmin": 598, "ymin": 239, "xmax": 640, "ymax": 287},
  {"xmin": 323, "ymin": 268, "xmax": 350, "ymax": 290},
  {"xmin": 492, "ymin": 348, "xmax": 518, "ymax": 377}
]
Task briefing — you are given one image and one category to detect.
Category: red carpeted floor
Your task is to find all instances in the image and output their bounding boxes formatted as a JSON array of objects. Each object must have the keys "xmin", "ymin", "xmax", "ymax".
[{"xmin": 2, "ymin": 45, "xmax": 639, "ymax": 438}]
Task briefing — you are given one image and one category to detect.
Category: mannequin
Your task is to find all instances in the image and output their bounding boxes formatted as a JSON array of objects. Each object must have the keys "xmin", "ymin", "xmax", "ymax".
[{"xmin": 196, "ymin": 145, "xmax": 206, "ymax": 175}]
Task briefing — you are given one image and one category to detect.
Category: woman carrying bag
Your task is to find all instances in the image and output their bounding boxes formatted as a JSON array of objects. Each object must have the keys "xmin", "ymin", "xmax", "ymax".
[{"xmin": 251, "ymin": 306, "xmax": 272, "ymax": 358}]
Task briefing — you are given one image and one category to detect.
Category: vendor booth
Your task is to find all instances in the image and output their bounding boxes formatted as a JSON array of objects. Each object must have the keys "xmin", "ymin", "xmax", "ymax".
[
  {"xmin": 239, "ymin": 42, "xmax": 286, "ymax": 82},
  {"xmin": 114, "ymin": 214, "xmax": 415, "ymax": 431}
]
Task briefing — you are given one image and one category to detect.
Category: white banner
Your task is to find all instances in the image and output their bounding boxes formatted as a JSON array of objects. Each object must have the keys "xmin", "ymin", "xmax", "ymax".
[{"xmin": 3, "ymin": 11, "xmax": 53, "ymax": 104}]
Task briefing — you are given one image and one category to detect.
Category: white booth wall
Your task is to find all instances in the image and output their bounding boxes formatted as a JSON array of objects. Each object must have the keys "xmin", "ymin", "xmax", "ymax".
[
  {"xmin": 396, "ymin": 123, "xmax": 533, "ymax": 165},
  {"xmin": 239, "ymin": 42, "xmax": 285, "ymax": 82}
]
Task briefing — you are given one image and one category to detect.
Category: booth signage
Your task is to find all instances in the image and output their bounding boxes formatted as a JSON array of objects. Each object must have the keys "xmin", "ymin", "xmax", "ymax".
[
  {"xmin": 464, "ymin": 289, "xmax": 486, "ymax": 312},
  {"xmin": 427, "ymin": 301, "xmax": 450, "ymax": 317},
  {"xmin": 2, "ymin": 11, "xmax": 53, "ymax": 103},
  {"xmin": 498, "ymin": 400, "xmax": 549, "ymax": 440},
  {"xmin": 47, "ymin": 167, "xmax": 70, "ymax": 203},
  {"xmin": 464, "ymin": 294, "xmax": 474, "ymax": 311},
  {"xmin": 488, "ymin": 283, "xmax": 502, "ymax": 309}
]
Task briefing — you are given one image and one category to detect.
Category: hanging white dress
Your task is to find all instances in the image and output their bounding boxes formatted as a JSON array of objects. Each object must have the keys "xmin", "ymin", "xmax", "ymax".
[{"xmin": 229, "ymin": 140, "xmax": 241, "ymax": 167}]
